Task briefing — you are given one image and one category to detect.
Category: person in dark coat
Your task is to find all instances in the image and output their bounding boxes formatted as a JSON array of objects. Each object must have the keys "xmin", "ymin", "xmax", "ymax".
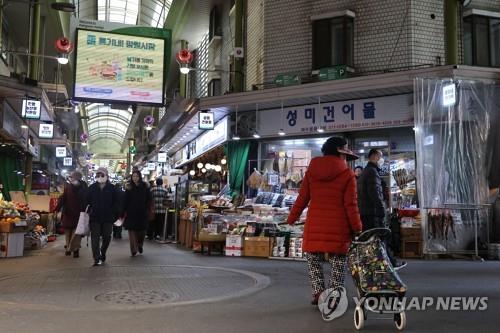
[
  {"xmin": 55, "ymin": 171, "xmax": 87, "ymax": 258},
  {"xmin": 358, "ymin": 149, "xmax": 405, "ymax": 268},
  {"xmin": 121, "ymin": 170, "xmax": 152, "ymax": 256},
  {"xmin": 354, "ymin": 166, "xmax": 363, "ymax": 180},
  {"xmin": 86, "ymin": 167, "xmax": 118, "ymax": 266},
  {"xmin": 287, "ymin": 137, "xmax": 362, "ymax": 305}
]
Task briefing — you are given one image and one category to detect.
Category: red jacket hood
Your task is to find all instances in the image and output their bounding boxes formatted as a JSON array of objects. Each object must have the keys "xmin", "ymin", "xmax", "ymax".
[{"xmin": 307, "ymin": 155, "xmax": 350, "ymax": 181}]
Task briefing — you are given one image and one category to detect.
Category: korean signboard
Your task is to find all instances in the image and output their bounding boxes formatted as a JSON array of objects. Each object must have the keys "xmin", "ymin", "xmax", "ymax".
[
  {"xmin": 21, "ymin": 99, "xmax": 41, "ymax": 119},
  {"xmin": 38, "ymin": 123, "xmax": 54, "ymax": 139},
  {"xmin": 157, "ymin": 152, "xmax": 167, "ymax": 163},
  {"xmin": 74, "ymin": 29, "xmax": 166, "ymax": 105},
  {"xmin": 63, "ymin": 157, "xmax": 73, "ymax": 166},
  {"xmin": 147, "ymin": 162, "xmax": 156, "ymax": 170},
  {"xmin": 198, "ymin": 111, "xmax": 214, "ymax": 130},
  {"xmin": 56, "ymin": 147, "xmax": 67, "ymax": 157},
  {"xmin": 257, "ymin": 94, "xmax": 413, "ymax": 136}
]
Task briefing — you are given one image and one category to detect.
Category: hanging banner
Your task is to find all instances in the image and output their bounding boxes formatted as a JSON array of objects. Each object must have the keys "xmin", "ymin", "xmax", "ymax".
[
  {"xmin": 56, "ymin": 147, "xmax": 67, "ymax": 157},
  {"xmin": 21, "ymin": 99, "xmax": 41, "ymax": 119},
  {"xmin": 198, "ymin": 111, "xmax": 214, "ymax": 130},
  {"xmin": 257, "ymin": 94, "xmax": 413, "ymax": 136},
  {"xmin": 38, "ymin": 123, "xmax": 54, "ymax": 139}
]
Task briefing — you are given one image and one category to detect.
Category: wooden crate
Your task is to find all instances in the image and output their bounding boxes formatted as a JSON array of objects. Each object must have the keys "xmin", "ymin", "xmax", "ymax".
[{"xmin": 401, "ymin": 239, "xmax": 423, "ymax": 258}]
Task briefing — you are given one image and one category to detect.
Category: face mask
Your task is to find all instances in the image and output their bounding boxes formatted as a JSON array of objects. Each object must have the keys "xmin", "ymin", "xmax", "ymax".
[
  {"xmin": 97, "ymin": 176, "xmax": 107, "ymax": 184},
  {"xmin": 71, "ymin": 180, "xmax": 80, "ymax": 186},
  {"xmin": 377, "ymin": 158, "xmax": 385, "ymax": 168}
]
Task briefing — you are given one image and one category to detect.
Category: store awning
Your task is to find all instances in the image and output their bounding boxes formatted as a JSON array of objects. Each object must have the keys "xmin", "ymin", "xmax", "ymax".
[{"xmin": 199, "ymin": 65, "xmax": 500, "ymax": 114}]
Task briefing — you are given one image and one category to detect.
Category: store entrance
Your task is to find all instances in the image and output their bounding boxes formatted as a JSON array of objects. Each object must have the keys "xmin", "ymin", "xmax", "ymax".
[{"xmin": 350, "ymin": 129, "xmax": 417, "ymax": 211}]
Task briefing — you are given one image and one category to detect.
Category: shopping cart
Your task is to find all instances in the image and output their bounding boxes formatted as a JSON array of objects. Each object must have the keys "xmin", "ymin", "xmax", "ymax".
[{"xmin": 348, "ymin": 228, "xmax": 407, "ymax": 331}]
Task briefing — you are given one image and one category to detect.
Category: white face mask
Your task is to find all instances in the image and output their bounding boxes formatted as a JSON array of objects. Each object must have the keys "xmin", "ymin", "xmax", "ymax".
[
  {"xmin": 97, "ymin": 176, "xmax": 108, "ymax": 184},
  {"xmin": 71, "ymin": 180, "xmax": 80, "ymax": 186},
  {"xmin": 377, "ymin": 158, "xmax": 385, "ymax": 168}
]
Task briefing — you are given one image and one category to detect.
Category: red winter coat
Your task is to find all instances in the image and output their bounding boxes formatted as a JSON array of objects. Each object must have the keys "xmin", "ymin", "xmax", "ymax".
[{"xmin": 287, "ymin": 155, "xmax": 362, "ymax": 254}]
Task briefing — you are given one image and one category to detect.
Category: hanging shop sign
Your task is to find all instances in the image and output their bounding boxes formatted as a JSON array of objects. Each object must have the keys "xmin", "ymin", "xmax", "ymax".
[
  {"xmin": 158, "ymin": 152, "xmax": 167, "ymax": 163},
  {"xmin": 198, "ymin": 111, "xmax": 214, "ymax": 130},
  {"xmin": 129, "ymin": 145, "xmax": 137, "ymax": 154},
  {"xmin": 274, "ymin": 73, "xmax": 300, "ymax": 87},
  {"xmin": 63, "ymin": 157, "xmax": 73, "ymax": 166},
  {"xmin": 38, "ymin": 123, "xmax": 54, "ymax": 139},
  {"xmin": 56, "ymin": 146, "xmax": 67, "ymax": 157},
  {"xmin": 147, "ymin": 162, "xmax": 156, "ymax": 170},
  {"xmin": 442, "ymin": 83, "xmax": 456, "ymax": 106},
  {"xmin": 258, "ymin": 94, "xmax": 413, "ymax": 137},
  {"xmin": 21, "ymin": 99, "xmax": 41, "ymax": 119},
  {"xmin": 318, "ymin": 65, "xmax": 350, "ymax": 81}
]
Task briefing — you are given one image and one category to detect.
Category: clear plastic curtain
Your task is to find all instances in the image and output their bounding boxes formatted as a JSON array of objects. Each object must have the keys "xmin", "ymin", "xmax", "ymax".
[{"xmin": 414, "ymin": 78, "xmax": 497, "ymax": 253}]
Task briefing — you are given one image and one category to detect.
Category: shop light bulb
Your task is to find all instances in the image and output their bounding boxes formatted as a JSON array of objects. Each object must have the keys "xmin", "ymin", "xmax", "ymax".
[
  {"xmin": 201, "ymin": 168, "xmax": 207, "ymax": 173},
  {"xmin": 145, "ymin": 125, "xmax": 153, "ymax": 131},
  {"xmin": 189, "ymin": 170, "xmax": 195, "ymax": 176},
  {"xmin": 57, "ymin": 56, "xmax": 69, "ymax": 65},
  {"xmin": 214, "ymin": 165, "xmax": 222, "ymax": 172},
  {"xmin": 197, "ymin": 163, "xmax": 203, "ymax": 169},
  {"xmin": 317, "ymin": 128, "xmax": 324, "ymax": 133},
  {"xmin": 74, "ymin": 106, "xmax": 79, "ymax": 113},
  {"xmin": 232, "ymin": 135, "xmax": 240, "ymax": 140},
  {"xmin": 278, "ymin": 129, "xmax": 286, "ymax": 136},
  {"xmin": 21, "ymin": 124, "xmax": 29, "ymax": 129},
  {"xmin": 253, "ymin": 132, "xmax": 260, "ymax": 139},
  {"xmin": 221, "ymin": 158, "xmax": 227, "ymax": 165},
  {"xmin": 180, "ymin": 66, "xmax": 190, "ymax": 74},
  {"xmin": 81, "ymin": 142, "xmax": 87, "ymax": 146},
  {"xmin": 205, "ymin": 163, "xmax": 211, "ymax": 169}
]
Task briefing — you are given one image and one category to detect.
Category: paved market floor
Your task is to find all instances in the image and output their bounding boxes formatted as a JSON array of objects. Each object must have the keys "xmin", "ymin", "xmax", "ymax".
[{"xmin": 0, "ymin": 235, "xmax": 499, "ymax": 333}]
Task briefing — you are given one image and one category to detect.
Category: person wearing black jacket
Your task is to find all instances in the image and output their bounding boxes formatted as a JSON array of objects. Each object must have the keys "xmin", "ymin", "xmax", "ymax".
[
  {"xmin": 121, "ymin": 170, "xmax": 152, "ymax": 256},
  {"xmin": 358, "ymin": 149, "xmax": 405, "ymax": 269},
  {"xmin": 86, "ymin": 167, "xmax": 118, "ymax": 266},
  {"xmin": 357, "ymin": 149, "xmax": 386, "ymax": 228}
]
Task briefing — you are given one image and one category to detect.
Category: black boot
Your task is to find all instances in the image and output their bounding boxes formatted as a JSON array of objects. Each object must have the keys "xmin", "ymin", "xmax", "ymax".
[{"xmin": 73, "ymin": 250, "xmax": 79, "ymax": 258}]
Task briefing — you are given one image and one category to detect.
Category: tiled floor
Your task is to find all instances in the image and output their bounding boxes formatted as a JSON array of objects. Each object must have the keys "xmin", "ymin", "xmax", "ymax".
[{"xmin": 0, "ymin": 234, "xmax": 499, "ymax": 333}]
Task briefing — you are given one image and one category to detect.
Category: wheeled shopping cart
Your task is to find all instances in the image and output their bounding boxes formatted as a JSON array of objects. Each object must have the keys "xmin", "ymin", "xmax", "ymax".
[{"xmin": 348, "ymin": 228, "xmax": 407, "ymax": 331}]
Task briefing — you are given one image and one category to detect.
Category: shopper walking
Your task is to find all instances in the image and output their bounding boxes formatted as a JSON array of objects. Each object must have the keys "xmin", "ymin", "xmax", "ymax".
[
  {"xmin": 358, "ymin": 149, "xmax": 405, "ymax": 268},
  {"xmin": 55, "ymin": 171, "xmax": 87, "ymax": 258},
  {"xmin": 354, "ymin": 166, "xmax": 363, "ymax": 180},
  {"xmin": 86, "ymin": 167, "xmax": 118, "ymax": 266},
  {"xmin": 287, "ymin": 137, "xmax": 362, "ymax": 305},
  {"xmin": 121, "ymin": 170, "xmax": 152, "ymax": 256},
  {"xmin": 149, "ymin": 178, "xmax": 168, "ymax": 240}
]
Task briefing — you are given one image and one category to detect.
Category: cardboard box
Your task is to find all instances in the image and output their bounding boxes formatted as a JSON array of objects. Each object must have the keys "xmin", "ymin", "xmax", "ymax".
[
  {"xmin": 244, "ymin": 236, "xmax": 271, "ymax": 257},
  {"xmin": 226, "ymin": 235, "xmax": 243, "ymax": 256},
  {"xmin": 0, "ymin": 233, "xmax": 24, "ymax": 258},
  {"xmin": 0, "ymin": 220, "xmax": 29, "ymax": 233}
]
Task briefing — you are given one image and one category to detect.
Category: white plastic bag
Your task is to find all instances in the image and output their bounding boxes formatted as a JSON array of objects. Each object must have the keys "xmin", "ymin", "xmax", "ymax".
[
  {"xmin": 114, "ymin": 219, "xmax": 123, "ymax": 227},
  {"xmin": 75, "ymin": 206, "xmax": 90, "ymax": 236}
]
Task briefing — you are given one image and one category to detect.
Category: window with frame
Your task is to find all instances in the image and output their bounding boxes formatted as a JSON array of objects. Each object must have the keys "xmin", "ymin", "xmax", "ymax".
[
  {"xmin": 312, "ymin": 16, "xmax": 354, "ymax": 70},
  {"xmin": 209, "ymin": 5, "xmax": 222, "ymax": 41},
  {"xmin": 463, "ymin": 15, "xmax": 500, "ymax": 67}
]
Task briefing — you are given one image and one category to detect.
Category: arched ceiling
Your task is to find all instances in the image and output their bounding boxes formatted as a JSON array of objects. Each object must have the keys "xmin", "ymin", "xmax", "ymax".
[{"xmin": 75, "ymin": 0, "xmax": 173, "ymax": 28}]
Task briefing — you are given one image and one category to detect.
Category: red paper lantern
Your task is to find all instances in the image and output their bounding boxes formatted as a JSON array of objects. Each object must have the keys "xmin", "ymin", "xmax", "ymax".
[
  {"xmin": 55, "ymin": 37, "xmax": 74, "ymax": 54},
  {"xmin": 176, "ymin": 49, "xmax": 193, "ymax": 65}
]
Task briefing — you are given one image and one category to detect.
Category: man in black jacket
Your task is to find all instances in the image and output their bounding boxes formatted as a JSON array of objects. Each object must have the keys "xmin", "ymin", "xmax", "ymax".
[
  {"xmin": 358, "ymin": 149, "xmax": 405, "ymax": 269},
  {"xmin": 87, "ymin": 167, "xmax": 118, "ymax": 266}
]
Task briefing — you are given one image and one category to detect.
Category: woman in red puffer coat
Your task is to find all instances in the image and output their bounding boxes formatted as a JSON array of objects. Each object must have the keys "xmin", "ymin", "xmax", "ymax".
[{"xmin": 287, "ymin": 137, "xmax": 362, "ymax": 305}]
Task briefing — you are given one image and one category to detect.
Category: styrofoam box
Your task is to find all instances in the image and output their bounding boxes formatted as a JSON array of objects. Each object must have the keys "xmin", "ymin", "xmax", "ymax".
[
  {"xmin": 0, "ymin": 233, "xmax": 24, "ymax": 258},
  {"xmin": 225, "ymin": 249, "xmax": 243, "ymax": 257}
]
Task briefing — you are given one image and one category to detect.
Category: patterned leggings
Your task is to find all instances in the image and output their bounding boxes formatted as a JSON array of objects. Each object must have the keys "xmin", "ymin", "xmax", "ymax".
[{"xmin": 304, "ymin": 252, "xmax": 347, "ymax": 296}]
